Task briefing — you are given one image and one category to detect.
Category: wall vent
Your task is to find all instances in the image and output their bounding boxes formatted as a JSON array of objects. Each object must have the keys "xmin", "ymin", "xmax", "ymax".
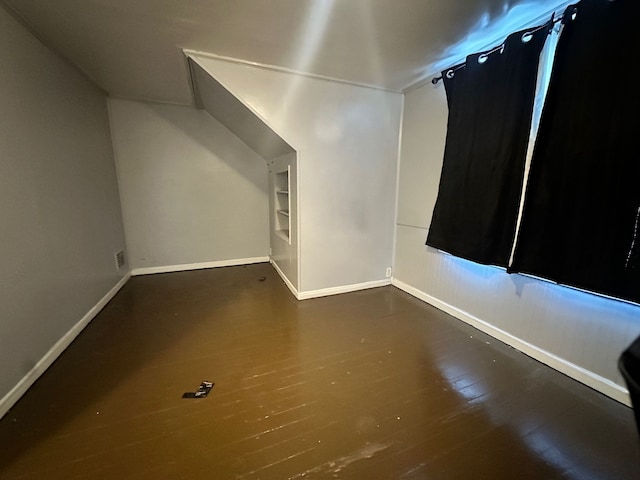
[{"xmin": 115, "ymin": 250, "xmax": 126, "ymax": 270}]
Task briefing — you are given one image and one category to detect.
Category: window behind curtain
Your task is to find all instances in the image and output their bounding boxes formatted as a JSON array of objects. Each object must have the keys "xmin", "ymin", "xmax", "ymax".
[
  {"xmin": 426, "ymin": 23, "xmax": 551, "ymax": 267},
  {"xmin": 509, "ymin": 0, "xmax": 640, "ymax": 304}
]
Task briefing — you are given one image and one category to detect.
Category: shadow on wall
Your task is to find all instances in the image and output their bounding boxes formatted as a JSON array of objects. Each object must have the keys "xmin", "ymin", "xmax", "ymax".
[{"xmin": 143, "ymin": 101, "xmax": 269, "ymax": 193}]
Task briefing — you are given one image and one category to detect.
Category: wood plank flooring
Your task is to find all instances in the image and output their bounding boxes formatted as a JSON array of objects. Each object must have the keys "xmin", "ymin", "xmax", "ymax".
[{"xmin": 0, "ymin": 263, "xmax": 638, "ymax": 479}]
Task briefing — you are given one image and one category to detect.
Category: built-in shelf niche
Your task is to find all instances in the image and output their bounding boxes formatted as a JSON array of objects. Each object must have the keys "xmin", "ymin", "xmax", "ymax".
[{"xmin": 275, "ymin": 168, "xmax": 290, "ymax": 244}]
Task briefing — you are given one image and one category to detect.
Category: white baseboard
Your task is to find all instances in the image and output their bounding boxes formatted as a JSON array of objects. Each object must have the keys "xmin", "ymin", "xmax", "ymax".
[
  {"xmin": 0, "ymin": 273, "xmax": 131, "ymax": 420},
  {"xmin": 298, "ymin": 279, "xmax": 392, "ymax": 300},
  {"xmin": 392, "ymin": 278, "xmax": 631, "ymax": 407},
  {"xmin": 131, "ymin": 257, "xmax": 270, "ymax": 276},
  {"xmin": 269, "ymin": 259, "xmax": 299, "ymax": 298},
  {"xmin": 268, "ymin": 260, "xmax": 391, "ymax": 301}
]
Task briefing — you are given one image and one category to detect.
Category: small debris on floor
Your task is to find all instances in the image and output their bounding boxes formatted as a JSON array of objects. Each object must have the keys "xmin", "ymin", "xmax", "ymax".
[
  {"xmin": 182, "ymin": 381, "xmax": 214, "ymax": 399},
  {"xmin": 258, "ymin": 276, "xmax": 266, "ymax": 281}
]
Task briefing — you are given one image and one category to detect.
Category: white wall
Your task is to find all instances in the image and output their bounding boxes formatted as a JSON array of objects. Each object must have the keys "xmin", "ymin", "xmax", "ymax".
[
  {"xmin": 189, "ymin": 55, "xmax": 403, "ymax": 295},
  {"xmin": 394, "ymin": 81, "xmax": 640, "ymax": 405},
  {"xmin": 109, "ymin": 99, "xmax": 270, "ymax": 273},
  {"xmin": 0, "ymin": 7, "xmax": 127, "ymax": 414}
]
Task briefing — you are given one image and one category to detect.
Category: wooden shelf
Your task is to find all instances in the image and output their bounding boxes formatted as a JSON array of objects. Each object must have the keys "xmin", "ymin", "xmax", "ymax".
[{"xmin": 274, "ymin": 169, "xmax": 291, "ymax": 245}]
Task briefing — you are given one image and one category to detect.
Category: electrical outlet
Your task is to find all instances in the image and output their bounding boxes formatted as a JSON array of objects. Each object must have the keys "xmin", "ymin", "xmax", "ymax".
[{"xmin": 385, "ymin": 267, "xmax": 392, "ymax": 278}]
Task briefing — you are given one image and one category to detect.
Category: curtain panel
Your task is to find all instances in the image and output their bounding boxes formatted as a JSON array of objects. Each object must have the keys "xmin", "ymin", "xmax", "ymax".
[
  {"xmin": 509, "ymin": 0, "xmax": 640, "ymax": 304},
  {"xmin": 426, "ymin": 23, "xmax": 551, "ymax": 267}
]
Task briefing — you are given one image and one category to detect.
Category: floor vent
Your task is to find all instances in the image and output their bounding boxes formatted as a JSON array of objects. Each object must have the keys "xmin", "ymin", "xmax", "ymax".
[{"xmin": 115, "ymin": 250, "xmax": 126, "ymax": 270}]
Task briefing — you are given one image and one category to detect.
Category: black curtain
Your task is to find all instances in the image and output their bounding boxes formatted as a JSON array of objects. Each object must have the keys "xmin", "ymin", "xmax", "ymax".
[
  {"xmin": 426, "ymin": 23, "xmax": 551, "ymax": 267},
  {"xmin": 509, "ymin": 0, "xmax": 640, "ymax": 304}
]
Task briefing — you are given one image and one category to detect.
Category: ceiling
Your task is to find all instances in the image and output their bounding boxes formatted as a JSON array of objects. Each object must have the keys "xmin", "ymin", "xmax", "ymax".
[{"xmin": 2, "ymin": 0, "xmax": 569, "ymax": 105}]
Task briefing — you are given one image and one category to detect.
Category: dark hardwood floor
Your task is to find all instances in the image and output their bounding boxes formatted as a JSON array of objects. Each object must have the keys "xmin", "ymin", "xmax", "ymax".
[{"xmin": 0, "ymin": 263, "xmax": 638, "ymax": 479}]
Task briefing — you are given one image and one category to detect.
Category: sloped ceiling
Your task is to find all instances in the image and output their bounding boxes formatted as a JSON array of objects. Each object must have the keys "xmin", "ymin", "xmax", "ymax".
[
  {"xmin": 189, "ymin": 58, "xmax": 294, "ymax": 160},
  {"xmin": 1, "ymin": 0, "xmax": 569, "ymax": 105}
]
